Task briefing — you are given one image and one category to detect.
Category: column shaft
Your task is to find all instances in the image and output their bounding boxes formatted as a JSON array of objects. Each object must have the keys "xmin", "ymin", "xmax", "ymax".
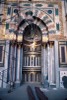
[
  {"xmin": 9, "ymin": 45, "xmax": 13, "ymax": 83},
  {"xmin": 13, "ymin": 45, "xmax": 16, "ymax": 82},
  {"xmin": 41, "ymin": 46, "xmax": 44, "ymax": 84},
  {"xmin": 3, "ymin": 41, "xmax": 10, "ymax": 88},
  {"xmin": 20, "ymin": 46, "xmax": 23, "ymax": 82},
  {"xmin": 54, "ymin": 40, "xmax": 59, "ymax": 88},
  {"xmin": 41, "ymin": 44, "xmax": 47, "ymax": 84},
  {"xmin": 16, "ymin": 45, "xmax": 21, "ymax": 83},
  {"xmin": 48, "ymin": 44, "xmax": 51, "ymax": 83}
]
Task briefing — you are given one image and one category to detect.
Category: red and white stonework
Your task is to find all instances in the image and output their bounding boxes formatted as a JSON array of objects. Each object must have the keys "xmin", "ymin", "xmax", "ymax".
[{"xmin": 0, "ymin": 0, "xmax": 67, "ymax": 88}]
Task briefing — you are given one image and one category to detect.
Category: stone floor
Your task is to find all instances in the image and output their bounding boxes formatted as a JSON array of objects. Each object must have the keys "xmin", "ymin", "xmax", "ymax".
[
  {"xmin": 40, "ymin": 87, "xmax": 67, "ymax": 100},
  {"xmin": 0, "ymin": 84, "xmax": 29, "ymax": 100},
  {"xmin": 0, "ymin": 83, "xmax": 67, "ymax": 100},
  {"xmin": 0, "ymin": 83, "xmax": 41, "ymax": 100}
]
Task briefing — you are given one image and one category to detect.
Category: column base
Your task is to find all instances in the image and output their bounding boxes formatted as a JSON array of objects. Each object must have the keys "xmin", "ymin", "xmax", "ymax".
[
  {"xmin": 15, "ymin": 81, "xmax": 20, "ymax": 88},
  {"xmin": 7, "ymin": 82, "xmax": 15, "ymax": 93},
  {"xmin": 43, "ymin": 80, "xmax": 49, "ymax": 88},
  {"xmin": 6, "ymin": 82, "xmax": 14, "ymax": 89}
]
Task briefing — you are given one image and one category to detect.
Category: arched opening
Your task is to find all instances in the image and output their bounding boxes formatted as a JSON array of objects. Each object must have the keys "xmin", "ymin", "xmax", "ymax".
[
  {"xmin": 30, "ymin": 73, "xmax": 33, "ymax": 82},
  {"xmin": 22, "ymin": 23, "xmax": 42, "ymax": 83}
]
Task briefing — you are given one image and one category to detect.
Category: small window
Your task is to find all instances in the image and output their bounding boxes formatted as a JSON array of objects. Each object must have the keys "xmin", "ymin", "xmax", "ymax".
[
  {"xmin": 14, "ymin": 9, "xmax": 18, "ymax": 14},
  {"xmin": 61, "ymin": 47, "xmax": 65, "ymax": 63},
  {"xmin": 48, "ymin": 10, "xmax": 52, "ymax": 14},
  {"xmin": 7, "ymin": 7, "xmax": 11, "ymax": 15},
  {"xmin": 55, "ymin": 8, "xmax": 59, "ymax": 15},
  {"xmin": 6, "ymin": 23, "xmax": 9, "ymax": 29},
  {"xmin": 56, "ymin": 23, "xmax": 59, "ymax": 31},
  {"xmin": 60, "ymin": 45, "xmax": 66, "ymax": 64}
]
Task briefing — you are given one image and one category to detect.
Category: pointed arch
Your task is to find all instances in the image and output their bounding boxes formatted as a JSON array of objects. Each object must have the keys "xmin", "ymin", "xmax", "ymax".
[{"xmin": 17, "ymin": 8, "xmax": 56, "ymax": 35}]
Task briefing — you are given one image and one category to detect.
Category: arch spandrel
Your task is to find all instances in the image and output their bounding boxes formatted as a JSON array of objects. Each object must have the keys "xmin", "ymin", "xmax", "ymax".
[
  {"xmin": 17, "ymin": 8, "xmax": 56, "ymax": 35},
  {"xmin": 1, "ymin": 5, "xmax": 56, "ymax": 41}
]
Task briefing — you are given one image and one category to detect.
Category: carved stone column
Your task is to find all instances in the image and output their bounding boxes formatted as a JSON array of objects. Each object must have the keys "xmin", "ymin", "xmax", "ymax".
[
  {"xmin": 54, "ymin": 40, "xmax": 59, "ymax": 88},
  {"xmin": 3, "ymin": 40, "xmax": 10, "ymax": 88},
  {"xmin": 43, "ymin": 44, "xmax": 48, "ymax": 80},
  {"xmin": 50, "ymin": 43, "xmax": 55, "ymax": 84},
  {"xmin": 20, "ymin": 45, "xmax": 23, "ymax": 83},
  {"xmin": 16, "ymin": 45, "xmax": 21, "ymax": 86},
  {"xmin": 13, "ymin": 45, "xmax": 17, "ymax": 83},
  {"xmin": 48, "ymin": 42, "xmax": 55, "ymax": 85},
  {"xmin": 7, "ymin": 42, "xmax": 16, "ymax": 88},
  {"xmin": 41, "ymin": 43, "xmax": 47, "ymax": 84},
  {"xmin": 9, "ymin": 43, "xmax": 14, "ymax": 85},
  {"xmin": 47, "ymin": 43, "xmax": 50, "ymax": 84},
  {"xmin": 41, "ymin": 45, "xmax": 44, "ymax": 84}
]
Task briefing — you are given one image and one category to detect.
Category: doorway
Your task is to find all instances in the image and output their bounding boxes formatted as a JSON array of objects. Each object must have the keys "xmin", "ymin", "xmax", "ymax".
[{"xmin": 22, "ymin": 24, "xmax": 42, "ymax": 83}]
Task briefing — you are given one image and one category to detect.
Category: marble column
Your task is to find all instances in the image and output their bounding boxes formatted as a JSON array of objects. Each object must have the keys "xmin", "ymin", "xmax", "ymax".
[
  {"xmin": 48, "ymin": 43, "xmax": 55, "ymax": 85},
  {"xmin": 4, "ymin": 41, "xmax": 10, "ymax": 69},
  {"xmin": 41, "ymin": 46, "xmax": 44, "ymax": 84},
  {"xmin": 12, "ymin": 45, "xmax": 16, "ymax": 83},
  {"xmin": 9, "ymin": 44, "xmax": 14, "ymax": 84},
  {"xmin": 20, "ymin": 46, "xmax": 23, "ymax": 83},
  {"xmin": 41, "ymin": 44, "xmax": 47, "ymax": 84},
  {"xmin": 2, "ymin": 40, "xmax": 10, "ymax": 88},
  {"xmin": 16, "ymin": 45, "xmax": 21, "ymax": 85},
  {"xmin": 50, "ymin": 45, "xmax": 55, "ymax": 84},
  {"xmin": 43, "ymin": 44, "xmax": 48, "ymax": 80},
  {"xmin": 54, "ymin": 40, "xmax": 59, "ymax": 88},
  {"xmin": 47, "ymin": 43, "xmax": 51, "ymax": 84},
  {"xmin": 50, "ymin": 45, "xmax": 52, "ymax": 84}
]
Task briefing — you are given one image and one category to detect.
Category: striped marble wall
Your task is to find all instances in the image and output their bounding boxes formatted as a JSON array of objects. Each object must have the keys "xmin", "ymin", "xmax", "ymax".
[{"xmin": 5, "ymin": 2, "xmax": 59, "ymax": 38}]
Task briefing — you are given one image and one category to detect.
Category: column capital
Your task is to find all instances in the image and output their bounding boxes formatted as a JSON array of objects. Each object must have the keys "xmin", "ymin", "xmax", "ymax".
[
  {"xmin": 42, "ymin": 41, "xmax": 54, "ymax": 48},
  {"xmin": 17, "ymin": 43, "xmax": 23, "ymax": 48},
  {"xmin": 49, "ymin": 41, "xmax": 54, "ymax": 48},
  {"xmin": 42, "ymin": 43, "xmax": 47, "ymax": 48},
  {"xmin": 17, "ymin": 44, "xmax": 21, "ymax": 48}
]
